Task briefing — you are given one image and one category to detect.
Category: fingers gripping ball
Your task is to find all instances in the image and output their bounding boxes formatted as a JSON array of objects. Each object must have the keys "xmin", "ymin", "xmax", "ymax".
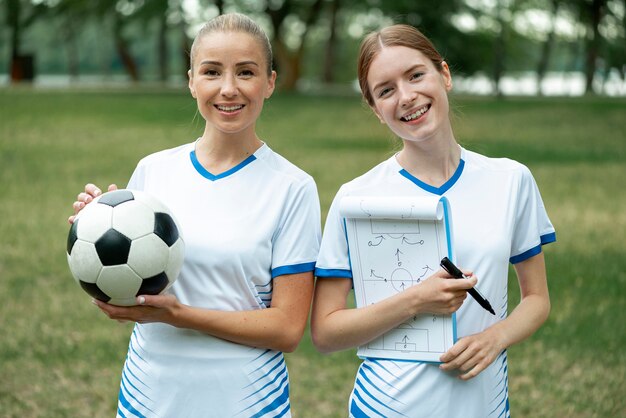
[{"xmin": 66, "ymin": 189, "xmax": 185, "ymax": 306}]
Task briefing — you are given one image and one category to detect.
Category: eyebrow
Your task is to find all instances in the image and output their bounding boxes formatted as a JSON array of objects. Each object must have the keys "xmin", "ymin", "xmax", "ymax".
[
  {"xmin": 371, "ymin": 64, "xmax": 428, "ymax": 92},
  {"xmin": 198, "ymin": 60, "xmax": 260, "ymax": 68}
]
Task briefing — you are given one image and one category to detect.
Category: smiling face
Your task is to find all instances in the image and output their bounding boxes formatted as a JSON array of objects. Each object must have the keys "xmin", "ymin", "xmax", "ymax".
[
  {"xmin": 188, "ymin": 31, "xmax": 276, "ymax": 139},
  {"xmin": 366, "ymin": 45, "xmax": 453, "ymax": 144}
]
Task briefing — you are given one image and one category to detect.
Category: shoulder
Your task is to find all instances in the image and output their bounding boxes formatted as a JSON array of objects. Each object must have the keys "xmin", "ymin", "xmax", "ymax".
[
  {"xmin": 135, "ymin": 142, "xmax": 194, "ymax": 169},
  {"xmin": 338, "ymin": 157, "xmax": 397, "ymax": 195},
  {"xmin": 463, "ymin": 148, "xmax": 532, "ymax": 179},
  {"xmin": 255, "ymin": 144, "xmax": 316, "ymax": 187}
]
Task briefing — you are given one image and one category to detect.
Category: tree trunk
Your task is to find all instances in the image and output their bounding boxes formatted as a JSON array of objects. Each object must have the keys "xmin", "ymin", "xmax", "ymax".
[
  {"xmin": 157, "ymin": 14, "xmax": 168, "ymax": 83},
  {"xmin": 584, "ymin": 0, "xmax": 605, "ymax": 95},
  {"xmin": 267, "ymin": 0, "xmax": 324, "ymax": 91},
  {"xmin": 65, "ymin": 26, "xmax": 80, "ymax": 81},
  {"xmin": 536, "ymin": 0, "xmax": 560, "ymax": 96},
  {"xmin": 323, "ymin": 0, "xmax": 340, "ymax": 84},
  {"xmin": 114, "ymin": 17, "xmax": 140, "ymax": 82},
  {"xmin": 493, "ymin": 1, "xmax": 506, "ymax": 98},
  {"xmin": 181, "ymin": 19, "xmax": 191, "ymax": 79}
]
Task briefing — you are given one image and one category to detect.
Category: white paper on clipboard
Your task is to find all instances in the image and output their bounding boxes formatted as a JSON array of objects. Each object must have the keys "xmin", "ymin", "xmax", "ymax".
[{"xmin": 340, "ymin": 196, "xmax": 457, "ymax": 363}]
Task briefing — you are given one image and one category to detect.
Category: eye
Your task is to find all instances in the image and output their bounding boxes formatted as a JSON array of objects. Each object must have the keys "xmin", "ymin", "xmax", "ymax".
[
  {"xmin": 203, "ymin": 68, "xmax": 220, "ymax": 77},
  {"xmin": 410, "ymin": 72, "xmax": 425, "ymax": 81},
  {"xmin": 377, "ymin": 87, "xmax": 393, "ymax": 98},
  {"xmin": 238, "ymin": 69, "xmax": 255, "ymax": 78}
]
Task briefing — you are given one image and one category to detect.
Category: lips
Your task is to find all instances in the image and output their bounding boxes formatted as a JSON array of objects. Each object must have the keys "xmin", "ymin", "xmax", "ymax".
[
  {"xmin": 215, "ymin": 104, "xmax": 244, "ymax": 113},
  {"xmin": 401, "ymin": 104, "xmax": 430, "ymax": 122}
]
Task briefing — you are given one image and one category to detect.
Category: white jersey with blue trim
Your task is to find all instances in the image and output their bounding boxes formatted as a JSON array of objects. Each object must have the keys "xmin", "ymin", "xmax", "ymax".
[
  {"xmin": 116, "ymin": 141, "xmax": 321, "ymax": 418},
  {"xmin": 315, "ymin": 147, "xmax": 555, "ymax": 418}
]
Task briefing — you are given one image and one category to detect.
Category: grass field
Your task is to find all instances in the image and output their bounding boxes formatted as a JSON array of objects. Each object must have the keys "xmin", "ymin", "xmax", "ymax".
[{"xmin": 0, "ymin": 88, "xmax": 624, "ymax": 417}]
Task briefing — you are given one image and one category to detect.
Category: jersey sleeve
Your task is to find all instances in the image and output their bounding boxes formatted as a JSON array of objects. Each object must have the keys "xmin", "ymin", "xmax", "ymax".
[
  {"xmin": 509, "ymin": 165, "xmax": 556, "ymax": 264},
  {"xmin": 126, "ymin": 162, "xmax": 146, "ymax": 191},
  {"xmin": 314, "ymin": 186, "xmax": 353, "ymax": 279},
  {"xmin": 270, "ymin": 177, "xmax": 321, "ymax": 277}
]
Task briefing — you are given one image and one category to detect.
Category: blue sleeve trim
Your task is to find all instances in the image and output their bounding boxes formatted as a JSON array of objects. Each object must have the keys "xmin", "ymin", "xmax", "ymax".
[
  {"xmin": 509, "ymin": 232, "xmax": 556, "ymax": 264},
  {"xmin": 271, "ymin": 262, "xmax": 316, "ymax": 278},
  {"xmin": 541, "ymin": 231, "xmax": 556, "ymax": 245},
  {"xmin": 314, "ymin": 268, "xmax": 353, "ymax": 279}
]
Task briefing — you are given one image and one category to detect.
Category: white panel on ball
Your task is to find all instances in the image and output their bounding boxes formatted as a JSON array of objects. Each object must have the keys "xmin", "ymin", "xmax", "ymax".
[
  {"xmin": 68, "ymin": 240, "xmax": 102, "ymax": 283},
  {"xmin": 112, "ymin": 201, "xmax": 156, "ymax": 240},
  {"xmin": 76, "ymin": 204, "xmax": 114, "ymax": 242},
  {"xmin": 165, "ymin": 239, "xmax": 185, "ymax": 282},
  {"xmin": 127, "ymin": 234, "xmax": 170, "ymax": 278},
  {"xmin": 137, "ymin": 191, "xmax": 171, "ymax": 214},
  {"xmin": 98, "ymin": 265, "xmax": 143, "ymax": 305}
]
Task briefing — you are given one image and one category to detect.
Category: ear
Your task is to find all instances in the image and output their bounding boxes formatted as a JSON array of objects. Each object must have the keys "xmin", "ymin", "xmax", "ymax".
[
  {"xmin": 441, "ymin": 61, "xmax": 453, "ymax": 92},
  {"xmin": 188, "ymin": 70, "xmax": 196, "ymax": 98},
  {"xmin": 265, "ymin": 70, "xmax": 277, "ymax": 99},
  {"xmin": 371, "ymin": 105, "xmax": 386, "ymax": 125}
]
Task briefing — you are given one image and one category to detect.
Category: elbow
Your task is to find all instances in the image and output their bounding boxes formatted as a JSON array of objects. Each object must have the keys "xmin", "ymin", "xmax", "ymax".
[
  {"xmin": 279, "ymin": 338, "xmax": 300, "ymax": 354},
  {"xmin": 542, "ymin": 296, "xmax": 551, "ymax": 324},
  {"xmin": 276, "ymin": 324, "xmax": 306, "ymax": 353},
  {"xmin": 310, "ymin": 326, "xmax": 337, "ymax": 354}
]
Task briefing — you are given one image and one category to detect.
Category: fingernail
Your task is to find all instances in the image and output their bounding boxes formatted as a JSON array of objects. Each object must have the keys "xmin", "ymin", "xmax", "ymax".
[{"xmin": 137, "ymin": 296, "xmax": 145, "ymax": 305}]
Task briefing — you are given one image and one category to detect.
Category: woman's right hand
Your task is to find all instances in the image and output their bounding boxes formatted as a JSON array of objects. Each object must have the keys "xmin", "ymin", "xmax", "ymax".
[
  {"xmin": 68, "ymin": 183, "xmax": 118, "ymax": 224},
  {"xmin": 408, "ymin": 269, "xmax": 478, "ymax": 315}
]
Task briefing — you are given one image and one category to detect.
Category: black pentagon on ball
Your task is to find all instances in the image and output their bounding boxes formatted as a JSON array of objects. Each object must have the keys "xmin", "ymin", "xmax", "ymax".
[
  {"xmin": 98, "ymin": 189, "xmax": 135, "ymax": 207},
  {"xmin": 154, "ymin": 212, "xmax": 179, "ymax": 247},
  {"xmin": 95, "ymin": 229, "xmax": 132, "ymax": 265},
  {"xmin": 67, "ymin": 219, "xmax": 79, "ymax": 254},
  {"xmin": 137, "ymin": 272, "xmax": 170, "ymax": 295},
  {"xmin": 79, "ymin": 280, "xmax": 111, "ymax": 303}
]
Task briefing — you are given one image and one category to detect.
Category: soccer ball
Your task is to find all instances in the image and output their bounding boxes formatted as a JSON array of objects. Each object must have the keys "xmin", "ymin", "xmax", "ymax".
[{"xmin": 66, "ymin": 189, "xmax": 185, "ymax": 306}]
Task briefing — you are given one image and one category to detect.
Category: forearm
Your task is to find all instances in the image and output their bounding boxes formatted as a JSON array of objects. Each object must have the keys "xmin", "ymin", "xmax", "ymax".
[
  {"xmin": 169, "ymin": 304, "xmax": 306, "ymax": 352},
  {"xmin": 312, "ymin": 274, "xmax": 475, "ymax": 353},
  {"xmin": 495, "ymin": 253, "xmax": 551, "ymax": 350},
  {"xmin": 312, "ymin": 290, "xmax": 419, "ymax": 353},
  {"xmin": 489, "ymin": 292, "xmax": 550, "ymax": 350}
]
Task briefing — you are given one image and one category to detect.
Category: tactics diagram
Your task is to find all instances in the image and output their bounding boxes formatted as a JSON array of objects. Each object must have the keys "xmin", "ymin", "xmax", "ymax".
[{"xmin": 341, "ymin": 196, "xmax": 456, "ymax": 362}]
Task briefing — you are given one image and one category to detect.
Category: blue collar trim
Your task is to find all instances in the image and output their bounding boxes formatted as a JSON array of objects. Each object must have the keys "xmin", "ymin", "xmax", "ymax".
[
  {"xmin": 399, "ymin": 159, "xmax": 465, "ymax": 195},
  {"xmin": 190, "ymin": 151, "xmax": 257, "ymax": 181}
]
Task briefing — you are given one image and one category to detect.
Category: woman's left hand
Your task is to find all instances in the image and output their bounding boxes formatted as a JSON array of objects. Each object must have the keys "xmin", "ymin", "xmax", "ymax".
[
  {"xmin": 439, "ymin": 327, "xmax": 505, "ymax": 380},
  {"xmin": 92, "ymin": 294, "xmax": 182, "ymax": 325}
]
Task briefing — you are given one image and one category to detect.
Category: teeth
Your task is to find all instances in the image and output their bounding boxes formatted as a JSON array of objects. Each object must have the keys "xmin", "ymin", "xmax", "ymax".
[
  {"xmin": 217, "ymin": 105, "xmax": 243, "ymax": 112},
  {"xmin": 403, "ymin": 105, "xmax": 429, "ymax": 121}
]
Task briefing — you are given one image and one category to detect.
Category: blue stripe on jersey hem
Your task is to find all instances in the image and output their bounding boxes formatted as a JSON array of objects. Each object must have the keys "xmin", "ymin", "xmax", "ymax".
[
  {"xmin": 350, "ymin": 398, "xmax": 369, "ymax": 418},
  {"xmin": 118, "ymin": 386, "xmax": 147, "ymax": 418},
  {"xmin": 352, "ymin": 389, "xmax": 387, "ymax": 417},
  {"xmin": 509, "ymin": 232, "xmax": 556, "ymax": 264},
  {"xmin": 354, "ymin": 378, "xmax": 407, "ymax": 416},
  {"xmin": 399, "ymin": 159, "xmax": 465, "ymax": 195},
  {"xmin": 315, "ymin": 267, "xmax": 352, "ymax": 278},
  {"xmin": 250, "ymin": 382, "xmax": 290, "ymax": 418},
  {"xmin": 271, "ymin": 262, "xmax": 315, "ymax": 278},
  {"xmin": 190, "ymin": 150, "xmax": 256, "ymax": 181}
]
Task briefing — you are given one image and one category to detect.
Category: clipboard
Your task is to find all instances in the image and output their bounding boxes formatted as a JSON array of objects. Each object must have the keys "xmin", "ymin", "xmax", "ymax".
[{"xmin": 340, "ymin": 196, "xmax": 457, "ymax": 362}]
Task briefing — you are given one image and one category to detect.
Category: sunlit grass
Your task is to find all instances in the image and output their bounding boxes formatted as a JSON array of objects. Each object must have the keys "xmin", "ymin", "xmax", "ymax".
[{"xmin": 0, "ymin": 88, "xmax": 624, "ymax": 417}]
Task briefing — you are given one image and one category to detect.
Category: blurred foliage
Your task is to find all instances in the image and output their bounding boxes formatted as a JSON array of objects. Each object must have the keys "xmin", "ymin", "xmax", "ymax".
[{"xmin": 0, "ymin": 0, "xmax": 624, "ymax": 94}]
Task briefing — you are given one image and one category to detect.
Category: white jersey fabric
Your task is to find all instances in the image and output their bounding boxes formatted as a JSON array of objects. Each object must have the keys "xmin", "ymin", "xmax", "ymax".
[
  {"xmin": 315, "ymin": 147, "xmax": 555, "ymax": 418},
  {"xmin": 116, "ymin": 141, "xmax": 321, "ymax": 418}
]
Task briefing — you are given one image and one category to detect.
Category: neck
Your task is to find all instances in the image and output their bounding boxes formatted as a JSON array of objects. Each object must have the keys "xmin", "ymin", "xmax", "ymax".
[
  {"xmin": 195, "ymin": 127, "xmax": 263, "ymax": 174},
  {"xmin": 396, "ymin": 134, "xmax": 461, "ymax": 188}
]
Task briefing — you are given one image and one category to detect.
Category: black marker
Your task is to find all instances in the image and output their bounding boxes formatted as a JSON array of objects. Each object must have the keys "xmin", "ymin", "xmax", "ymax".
[{"xmin": 440, "ymin": 257, "xmax": 495, "ymax": 315}]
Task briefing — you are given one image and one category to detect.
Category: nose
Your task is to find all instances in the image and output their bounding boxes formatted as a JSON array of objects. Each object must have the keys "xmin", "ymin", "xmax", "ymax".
[
  {"xmin": 221, "ymin": 74, "xmax": 239, "ymax": 98},
  {"xmin": 398, "ymin": 82, "xmax": 417, "ymax": 108}
]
